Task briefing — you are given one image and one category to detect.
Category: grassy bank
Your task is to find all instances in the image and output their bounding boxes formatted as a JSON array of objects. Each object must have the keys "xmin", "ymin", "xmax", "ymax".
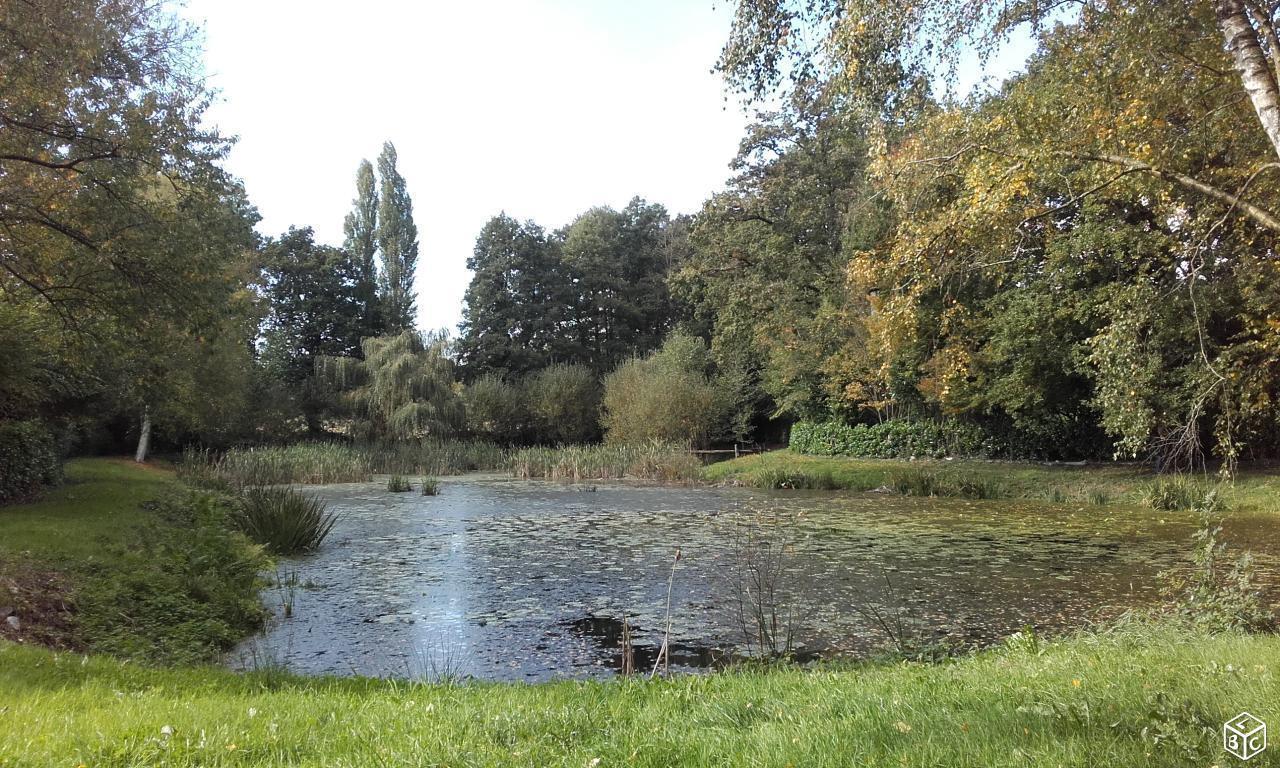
[
  {"xmin": 0, "ymin": 459, "xmax": 267, "ymax": 664},
  {"xmin": 705, "ymin": 450, "xmax": 1280, "ymax": 513},
  {"xmin": 1, "ymin": 623, "xmax": 1276, "ymax": 766}
]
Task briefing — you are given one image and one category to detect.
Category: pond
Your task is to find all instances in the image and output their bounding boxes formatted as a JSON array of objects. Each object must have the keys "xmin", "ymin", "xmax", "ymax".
[{"xmin": 229, "ymin": 476, "xmax": 1280, "ymax": 682}]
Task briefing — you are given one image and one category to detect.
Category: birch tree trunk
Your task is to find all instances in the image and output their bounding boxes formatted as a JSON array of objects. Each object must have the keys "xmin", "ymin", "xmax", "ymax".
[
  {"xmin": 1216, "ymin": 0, "xmax": 1280, "ymax": 159},
  {"xmin": 134, "ymin": 406, "xmax": 151, "ymax": 463}
]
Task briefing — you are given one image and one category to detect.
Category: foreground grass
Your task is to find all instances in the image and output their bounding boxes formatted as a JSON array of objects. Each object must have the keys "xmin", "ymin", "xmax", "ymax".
[
  {"xmin": 706, "ymin": 450, "xmax": 1280, "ymax": 513},
  {"xmin": 0, "ymin": 624, "xmax": 1277, "ymax": 767}
]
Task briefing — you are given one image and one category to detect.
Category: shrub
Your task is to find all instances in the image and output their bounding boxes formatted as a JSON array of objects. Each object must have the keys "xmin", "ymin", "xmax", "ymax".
[
  {"xmin": 526, "ymin": 363, "xmax": 600, "ymax": 444},
  {"xmin": 790, "ymin": 419, "xmax": 989, "ymax": 459},
  {"xmin": 601, "ymin": 332, "xmax": 744, "ymax": 447},
  {"xmin": 387, "ymin": 475, "xmax": 412, "ymax": 492},
  {"xmin": 233, "ymin": 487, "xmax": 338, "ymax": 555},
  {"xmin": 463, "ymin": 374, "xmax": 527, "ymax": 442},
  {"xmin": 1160, "ymin": 490, "xmax": 1274, "ymax": 632},
  {"xmin": 420, "ymin": 478, "xmax": 440, "ymax": 496},
  {"xmin": 77, "ymin": 491, "xmax": 269, "ymax": 664},
  {"xmin": 0, "ymin": 419, "xmax": 61, "ymax": 503}
]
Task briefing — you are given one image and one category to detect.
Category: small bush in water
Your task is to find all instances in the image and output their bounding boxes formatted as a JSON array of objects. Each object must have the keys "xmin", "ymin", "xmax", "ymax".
[
  {"xmin": 233, "ymin": 487, "xmax": 338, "ymax": 555},
  {"xmin": 387, "ymin": 475, "xmax": 413, "ymax": 492},
  {"xmin": 1142, "ymin": 476, "xmax": 1210, "ymax": 511},
  {"xmin": 420, "ymin": 478, "xmax": 440, "ymax": 496}
]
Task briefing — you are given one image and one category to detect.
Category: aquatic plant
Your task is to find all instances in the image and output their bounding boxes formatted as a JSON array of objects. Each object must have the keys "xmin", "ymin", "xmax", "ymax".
[
  {"xmin": 886, "ymin": 469, "xmax": 1005, "ymax": 500},
  {"xmin": 420, "ymin": 477, "xmax": 440, "ymax": 496},
  {"xmin": 181, "ymin": 440, "xmax": 508, "ymax": 489},
  {"xmin": 753, "ymin": 467, "xmax": 838, "ymax": 490},
  {"xmin": 386, "ymin": 475, "xmax": 412, "ymax": 492},
  {"xmin": 233, "ymin": 487, "xmax": 338, "ymax": 555},
  {"xmin": 508, "ymin": 442, "xmax": 700, "ymax": 482},
  {"xmin": 1142, "ymin": 476, "xmax": 1210, "ymax": 511}
]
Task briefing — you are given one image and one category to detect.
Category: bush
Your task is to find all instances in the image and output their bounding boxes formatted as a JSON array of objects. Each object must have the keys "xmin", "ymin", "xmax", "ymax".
[
  {"xmin": 463, "ymin": 374, "xmax": 527, "ymax": 442},
  {"xmin": 790, "ymin": 419, "xmax": 989, "ymax": 459},
  {"xmin": 0, "ymin": 419, "xmax": 61, "ymax": 503},
  {"xmin": 601, "ymin": 333, "xmax": 739, "ymax": 447},
  {"xmin": 233, "ymin": 487, "xmax": 338, "ymax": 554},
  {"xmin": 526, "ymin": 363, "xmax": 600, "ymax": 444},
  {"xmin": 77, "ymin": 491, "xmax": 269, "ymax": 664}
]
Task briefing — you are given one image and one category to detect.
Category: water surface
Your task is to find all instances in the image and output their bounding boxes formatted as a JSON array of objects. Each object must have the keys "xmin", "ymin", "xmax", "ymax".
[{"xmin": 230, "ymin": 476, "xmax": 1279, "ymax": 681}]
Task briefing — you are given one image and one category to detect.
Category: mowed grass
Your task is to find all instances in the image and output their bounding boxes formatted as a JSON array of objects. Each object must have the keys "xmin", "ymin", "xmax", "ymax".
[
  {"xmin": 0, "ymin": 459, "xmax": 177, "ymax": 562},
  {"xmin": 1, "ymin": 625, "xmax": 1278, "ymax": 767},
  {"xmin": 705, "ymin": 450, "xmax": 1280, "ymax": 514}
]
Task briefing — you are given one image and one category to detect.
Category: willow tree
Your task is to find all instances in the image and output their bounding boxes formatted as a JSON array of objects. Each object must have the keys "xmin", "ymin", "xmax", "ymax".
[{"xmin": 320, "ymin": 330, "xmax": 463, "ymax": 442}]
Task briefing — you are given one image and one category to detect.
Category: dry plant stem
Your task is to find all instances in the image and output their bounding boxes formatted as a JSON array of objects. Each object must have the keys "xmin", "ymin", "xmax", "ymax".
[
  {"xmin": 621, "ymin": 615, "xmax": 634, "ymax": 677},
  {"xmin": 651, "ymin": 547, "xmax": 681, "ymax": 679}
]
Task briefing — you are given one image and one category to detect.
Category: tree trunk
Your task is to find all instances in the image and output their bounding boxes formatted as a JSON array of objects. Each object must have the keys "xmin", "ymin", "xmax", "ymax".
[
  {"xmin": 134, "ymin": 406, "xmax": 151, "ymax": 463},
  {"xmin": 1217, "ymin": 0, "xmax": 1280, "ymax": 159}
]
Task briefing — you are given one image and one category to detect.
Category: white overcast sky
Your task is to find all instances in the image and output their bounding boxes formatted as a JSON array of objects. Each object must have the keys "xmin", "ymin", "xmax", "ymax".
[{"xmin": 183, "ymin": 1, "xmax": 1037, "ymax": 333}]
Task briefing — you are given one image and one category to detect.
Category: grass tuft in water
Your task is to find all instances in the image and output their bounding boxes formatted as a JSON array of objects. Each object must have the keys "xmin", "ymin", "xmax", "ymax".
[
  {"xmin": 1142, "ymin": 476, "xmax": 1211, "ymax": 511},
  {"xmin": 420, "ymin": 477, "xmax": 440, "ymax": 496},
  {"xmin": 386, "ymin": 475, "xmax": 413, "ymax": 492},
  {"xmin": 233, "ymin": 487, "xmax": 338, "ymax": 555}
]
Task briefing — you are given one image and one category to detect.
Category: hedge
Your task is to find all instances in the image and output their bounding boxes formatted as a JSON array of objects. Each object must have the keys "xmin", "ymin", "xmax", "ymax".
[
  {"xmin": 789, "ymin": 419, "xmax": 993, "ymax": 459},
  {"xmin": 0, "ymin": 419, "xmax": 62, "ymax": 504}
]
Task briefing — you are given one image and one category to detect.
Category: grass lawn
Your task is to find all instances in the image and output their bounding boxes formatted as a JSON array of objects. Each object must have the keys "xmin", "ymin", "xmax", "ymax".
[
  {"xmin": 1, "ymin": 625, "xmax": 1277, "ymax": 767},
  {"xmin": 0, "ymin": 459, "xmax": 177, "ymax": 563},
  {"xmin": 704, "ymin": 449, "xmax": 1280, "ymax": 514}
]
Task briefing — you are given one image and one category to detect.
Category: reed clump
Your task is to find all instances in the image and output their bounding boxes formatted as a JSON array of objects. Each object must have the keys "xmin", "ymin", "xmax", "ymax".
[{"xmin": 507, "ymin": 442, "xmax": 700, "ymax": 482}]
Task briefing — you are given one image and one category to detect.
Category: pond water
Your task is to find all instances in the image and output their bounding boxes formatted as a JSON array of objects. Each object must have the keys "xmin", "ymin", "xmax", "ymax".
[{"xmin": 229, "ymin": 476, "xmax": 1280, "ymax": 682}]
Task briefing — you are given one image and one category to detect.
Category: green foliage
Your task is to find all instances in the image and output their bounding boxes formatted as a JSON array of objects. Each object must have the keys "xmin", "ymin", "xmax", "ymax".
[
  {"xmin": 886, "ymin": 469, "xmax": 1006, "ymax": 500},
  {"xmin": 342, "ymin": 158, "xmax": 383, "ymax": 341},
  {"xmin": 420, "ymin": 478, "xmax": 440, "ymax": 496},
  {"xmin": 1160, "ymin": 491, "xmax": 1274, "ymax": 632},
  {"xmin": 233, "ymin": 487, "xmax": 338, "ymax": 555},
  {"xmin": 0, "ymin": 420, "xmax": 61, "ymax": 504},
  {"xmin": 321, "ymin": 331, "xmax": 464, "ymax": 442},
  {"xmin": 181, "ymin": 440, "xmax": 508, "ymax": 488},
  {"xmin": 375, "ymin": 142, "xmax": 419, "ymax": 332},
  {"xmin": 601, "ymin": 332, "xmax": 747, "ymax": 447},
  {"xmin": 525, "ymin": 363, "xmax": 601, "ymax": 444},
  {"xmin": 753, "ymin": 467, "xmax": 838, "ymax": 490},
  {"xmin": 463, "ymin": 374, "xmax": 528, "ymax": 441},
  {"xmin": 77, "ymin": 491, "xmax": 269, "ymax": 665},
  {"xmin": 1142, "ymin": 476, "xmax": 1212, "ymax": 511},
  {"xmin": 790, "ymin": 420, "xmax": 989, "ymax": 459},
  {"xmin": 457, "ymin": 200, "xmax": 684, "ymax": 379},
  {"xmin": 386, "ymin": 474, "xmax": 412, "ymax": 492},
  {"xmin": 508, "ymin": 443, "xmax": 701, "ymax": 482}
]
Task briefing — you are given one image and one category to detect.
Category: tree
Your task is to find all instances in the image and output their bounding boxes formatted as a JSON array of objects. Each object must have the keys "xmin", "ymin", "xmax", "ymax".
[
  {"xmin": 259, "ymin": 228, "xmax": 368, "ymax": 432},
  {"xmin": 321, "ymin": 330, "xmax": 463, "ymax": 442},
  {"xmin": 375, "ymin": 142, "xmax": 419, "ymax": 331},
  {"xmin": 456, "ymin": 214, "xmax": 569, "ymax": 378},
  {"xmin": 0, "ymin": 0, "xmax": 261, "ymax": 460},
  {"xmin": 342, "ymin": 159, "xmax": 382, "ymax": 341},
  {"xmin": 525, "ymin": 363, "xmax": 601, "ymax": 444}
]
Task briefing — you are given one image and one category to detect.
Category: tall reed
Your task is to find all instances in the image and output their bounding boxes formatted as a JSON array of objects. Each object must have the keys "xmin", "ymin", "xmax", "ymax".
[{"xmin": 507, "ymin": 442, "xmax": 700, "ymax": 482}]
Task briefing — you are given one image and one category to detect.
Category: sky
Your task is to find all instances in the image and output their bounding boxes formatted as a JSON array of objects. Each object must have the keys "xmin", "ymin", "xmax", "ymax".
[
  {"xmin": 183, "ymin": 1, "xmax": 1040, "ymax": 333},
  {"xmin": 183, "ymin": 0, "xmax": 753, "ymax": 333}
]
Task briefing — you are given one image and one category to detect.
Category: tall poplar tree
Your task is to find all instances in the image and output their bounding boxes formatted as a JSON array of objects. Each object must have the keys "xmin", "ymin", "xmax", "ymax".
[
  {"xmin": 375, "ymin": 142, "xmax": 419, "ymax": 331},
  {"xmin": 342, "ymin": 159, "xmax": 381, "ymax": 340}
]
